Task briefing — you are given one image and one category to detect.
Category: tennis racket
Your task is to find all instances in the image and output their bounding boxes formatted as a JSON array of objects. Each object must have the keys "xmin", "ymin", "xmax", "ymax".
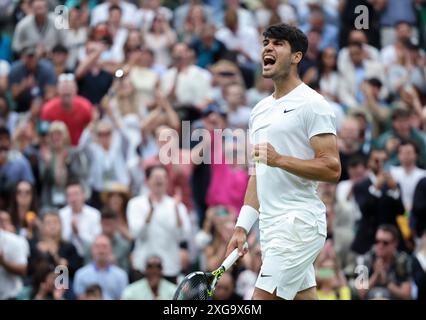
[{"xmin": 173, "ymin": 244, "xmax": 247, "ymax": 300}]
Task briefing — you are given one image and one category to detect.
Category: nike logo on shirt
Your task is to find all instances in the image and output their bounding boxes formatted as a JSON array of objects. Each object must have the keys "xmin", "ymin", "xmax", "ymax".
[
  {"xmin": 283, "ymin": 109, "xmax": 295, "ymax": 114},
  {"xmin": 260, "ymin": 273, "xmax": 272, "ymax": 278}
]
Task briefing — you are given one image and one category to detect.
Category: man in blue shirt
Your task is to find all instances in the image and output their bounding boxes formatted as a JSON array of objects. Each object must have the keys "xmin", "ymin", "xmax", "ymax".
[
  {"xmin": 0, "ymin": 126, "xmax": 34, "ymax": 208},
  {"xmin": 73, "ymin": 234, "xmax": 128, "ymax": 300}
]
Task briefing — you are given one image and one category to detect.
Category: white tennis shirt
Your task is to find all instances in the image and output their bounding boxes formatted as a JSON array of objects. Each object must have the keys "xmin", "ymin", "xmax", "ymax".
[{"xmin": 249, "ymin": 83, "xmax": 336, "ymax": 236}]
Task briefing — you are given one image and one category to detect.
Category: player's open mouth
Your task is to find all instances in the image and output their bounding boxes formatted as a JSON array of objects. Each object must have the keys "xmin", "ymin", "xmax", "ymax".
[{"xmin": 263, "ymin": 55, "xmax": 276, "ymax": 66}]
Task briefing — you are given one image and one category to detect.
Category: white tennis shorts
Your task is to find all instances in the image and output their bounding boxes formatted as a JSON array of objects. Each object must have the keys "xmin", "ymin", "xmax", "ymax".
[{"xmin": 255, "ymin": 213, "xmax": 326, "ymax": 300}]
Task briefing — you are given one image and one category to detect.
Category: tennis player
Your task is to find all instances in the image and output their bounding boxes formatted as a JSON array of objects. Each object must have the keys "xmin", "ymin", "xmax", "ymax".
[{"xmin": 226, "ymin": 24, "xmax": 341, "ymax": 300}]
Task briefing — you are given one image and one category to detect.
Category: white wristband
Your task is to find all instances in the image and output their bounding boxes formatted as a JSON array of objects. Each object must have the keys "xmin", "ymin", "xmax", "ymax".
[{"xmin": 235, "ymin": 205, "xmax": 259, "ymax": 233}]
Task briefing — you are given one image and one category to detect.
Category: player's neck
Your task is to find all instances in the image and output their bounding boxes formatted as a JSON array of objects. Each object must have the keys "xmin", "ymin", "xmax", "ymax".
[{"xmin": 272, "ymin": 75, "xmax": 303, "ymax": 100}]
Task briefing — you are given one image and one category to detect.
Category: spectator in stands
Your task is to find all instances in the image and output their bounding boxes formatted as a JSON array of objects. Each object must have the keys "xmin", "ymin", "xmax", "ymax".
[
  {"xmin": 222, "ymin": 83, "xmax": 251, "ymax": 130},
  {"xmin": 12, "ymin": 0, "xmax": 64, "ymax": 54},
  {"xmin": 73, "ymin": 234, "xmax": 128, "ymax": 300},
  {"xmin": 210, "ymin": 59, "xmax": 245, "ymax": 106},
  {"xmin": 315, "ymin": 240, "xmax": 351, "ymax": 300},
  {"xmin": 190, "ymin": 24, "xmax": 228, "ymax": 69},
  {"xmin": 0, "ymin": 211, "xmax": 29, "ymax": 299},
  {"xmin": 75, "ymin": 40, "xmax": 113, "ymax": 107},
  {"xmin": 338, "ymin": 42, "xmax": 384, "ymax": 109},
  {"xmin": 41, "ymin": 75, "xmax": 93, "ymax": 146},
  {"xmin": 338, "ymin": 117, "xmax": 366, "ymax": 181},
  {"xmin": 100, "ymin": 182, "xmax": 131, "ymax": 242},
  {"xmin": 59, "ymin": 181, "xmax": 101, "ymax": 256},
  {"xmin": 201, "ymin": 206, "xmax": 235, "ymax": 272},
  {"xmin": 246, "ymin": 73, "xmax": 274, "ymax": 108},
  {"xmin": 380, "ymin": 21, "xmax": 414, "ymax": 70},
  {"xmin": 161, "ymin": 42, "xmax": 213, "ymax": 110},
  {"xmin": 304, "ymin": 47, "xmax": 339, "ymax": 101},
  {"xmin": 121, "ymin": 255, "xmax": 176, "ymax": 300},
  {"xmin": 300, "ymin": 7, "xmax": 339, "ymax": 51},
  {"xmin": 145, "ymin": 13, "xmax": 177, "ymax": 69},
  {"xmin": 254, "ymin": 0, "xmax": 298, "ymax": 31},
  {"xmin": 213, "ymin": 272, "xmax": 242, "ymax": 300},
  {"xmin": 63, "ymin": 6, "xmax": 88, "ymax": 71},
  {"xmin": 28, "ymin": 211, "xmax": 82, "ymax": 280},
  {"xmin": 0, "ymin": 127, "xmax": 35, "ymax": 208},
  {"xmin": 356, "ymin": 225, "xmax": 412, "ymax": 300},
  {"xmin": 334, "ymin": 156, "xmax": 367, "ymax": 267},
  {"xmin": 412, "ymin": 230, "xmax": 426, "ymax": 301},
  {"xmin": 30, "ymin": 262, "xmax": 65, "ymax": 300},
  {"xmin": 390, "ymin": 140, "xmax": 426, "ymax": 213},
  {"xmin": 0, "ymin": 95, "xmax": 16, "ymax": 134},
  {"xmin": 375, "ymin": 108, "xmax": 426, "ymax": 169},
  {"xmin": 126, "ymin": 47, "xmax": 160, "ymax": 110},
  {"xmin": 79, "ymin": 284, "xmax": 103, "ymax": 300},
  {"xmin": 38, "ymin": 121, "xmax": 87, "ymax": 209},
  {"xmin": 100, "ymin": 209, "xmax": 131, "ymax": 273},
  {"xmin": 174, "ymin": 1, "xmax": 213, "ymax": 37},
  {"xmin": 379, "ymin": 3, "xmax": 417, "ymax": 48},
  {"xmin": 105, "ymin": 5, "xmax": 128, "ymax": 65},
  {"xmin": 135, "ymin": 0, "xmax": 173, "ymax": 32},
  {"xmin": 143, "ymin": 125, "xmax": 194, "ymax": 212},
  {"xmin": 179, "ymin": 4, "xmax": 207, "ymax": 45},
  {"xmin": 8, "ymin": 45, "xmax": 56, "ymax": 113},
  {"xmin": 90, "ymin": 0, "xmax": 138, "ymax": 28},
  {"xmin": 387, "ymin": 41, "xmax": 426, "ymax": 98},
  {"xmin": 351, "ymin": 148, "xmax": 405, "ymax": 254},
  {"xmin": 127, "ymin": 165, "xmax": 191, "ymax": 282},
  {"xmin": 215, "ymin": 8, "xmax": 260, "ymax": 87},
  {"xmin": 412, "ymin": 177, "xmax": 426, "ymax": 238},
  {"xmin": 8, "ymin": 180, "xmax": 39, "ymax": 239},
  {"xmin": 51, "ymin": 45, "xmax": 73, "ymax": 78},
  {"xmin": 298, "ymin": 29, "xmax": 321, "ymax": 81},
  {"xmin": 360, "ymin": 78, "xmax": 391, "ymax": 139},
  {"xmin": 78, "ymin": 119, "xmax": 130, "ymax": 209},
  {"xmin": 195, "ymin": 103, "xmax": 248, "ymax": 216},
  {"xmin": 337, "ymin": 29, "xmax": 380, "ymax": 73}
]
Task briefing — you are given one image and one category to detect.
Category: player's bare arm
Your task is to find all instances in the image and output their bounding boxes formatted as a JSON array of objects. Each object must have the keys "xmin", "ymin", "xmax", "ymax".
[
  {"xmin": 253, "ymin": 133, "xmax": 341, "ymax": 183},
  {"xmin": 226, "ymin": 175, "xmax": 259, "ymax": 257}
]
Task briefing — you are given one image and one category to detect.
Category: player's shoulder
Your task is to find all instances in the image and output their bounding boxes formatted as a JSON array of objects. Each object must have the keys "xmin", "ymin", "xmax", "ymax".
[
  {"xmin": 299, "ymin": 84, "xmax": 334, "ymax": 114},
  {"xmin": 251, "ymin": 95, "xmax": 274, "ymax": 115}
]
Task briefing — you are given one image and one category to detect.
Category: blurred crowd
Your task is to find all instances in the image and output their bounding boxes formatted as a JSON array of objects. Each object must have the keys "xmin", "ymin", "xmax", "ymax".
[{"xmin": 1, "ymin": 0, "xmax": 426, "ymax": 301}]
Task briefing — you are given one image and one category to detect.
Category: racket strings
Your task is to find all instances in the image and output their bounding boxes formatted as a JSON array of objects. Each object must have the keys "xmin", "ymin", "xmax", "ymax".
[{"xmin": 173, "ymin": 272, "xmax": 212, "ymax": 300}]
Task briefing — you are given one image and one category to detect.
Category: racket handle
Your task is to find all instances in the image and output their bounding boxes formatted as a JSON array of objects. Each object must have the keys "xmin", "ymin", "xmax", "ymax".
[{"xmin": 222, "ymin": 243, "xmax": 248, "ymax": 271}]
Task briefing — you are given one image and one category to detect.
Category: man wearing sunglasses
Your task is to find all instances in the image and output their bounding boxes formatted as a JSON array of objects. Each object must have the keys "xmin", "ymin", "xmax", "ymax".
[
  {"xmin": 356, "ymin": 224, "xmax": 412, "ymax": 300},
  {"xmin": 121, "ymin": 256, "xmax": 176, "ymax": 300}
]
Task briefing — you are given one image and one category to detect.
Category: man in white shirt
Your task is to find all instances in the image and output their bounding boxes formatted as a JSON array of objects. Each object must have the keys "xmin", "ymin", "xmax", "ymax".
[
  {"xmin": 59, "ymin": 181, "xmax": 101, "ymax": 256},
  {"xmin": 215, "ymin": 9, "xmax": 261, "ymax": 67},
  {"xmin": 0, "ymin": 211, "xmax": 29, "ymax": 300},
  {"xmin": 226, "ymin": 24, "xmax": 341, "ymax": 300},
  {"xmin": 90, "ymin": 0, "xmax": 138, "ymax": 28},
  {"xmin": 390, "ymin": 140, "xmax": 426, "ymax": 213},
  {"xmin": 127, "ymin": 165, "xmax": 191, "ymax": 280},
  {"xmin": 337, "ymin": 29, "xmax": 380, "ymax": 73},
  {"xmin": 161, "ymin": 42, "xmax": 213, "ymax": 110}
]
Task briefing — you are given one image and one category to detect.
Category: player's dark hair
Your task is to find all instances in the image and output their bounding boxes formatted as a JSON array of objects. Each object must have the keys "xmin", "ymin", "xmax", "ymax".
[{"xmin": 263, "ymin": 24, "xmax": 308, "ymax": 59}]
